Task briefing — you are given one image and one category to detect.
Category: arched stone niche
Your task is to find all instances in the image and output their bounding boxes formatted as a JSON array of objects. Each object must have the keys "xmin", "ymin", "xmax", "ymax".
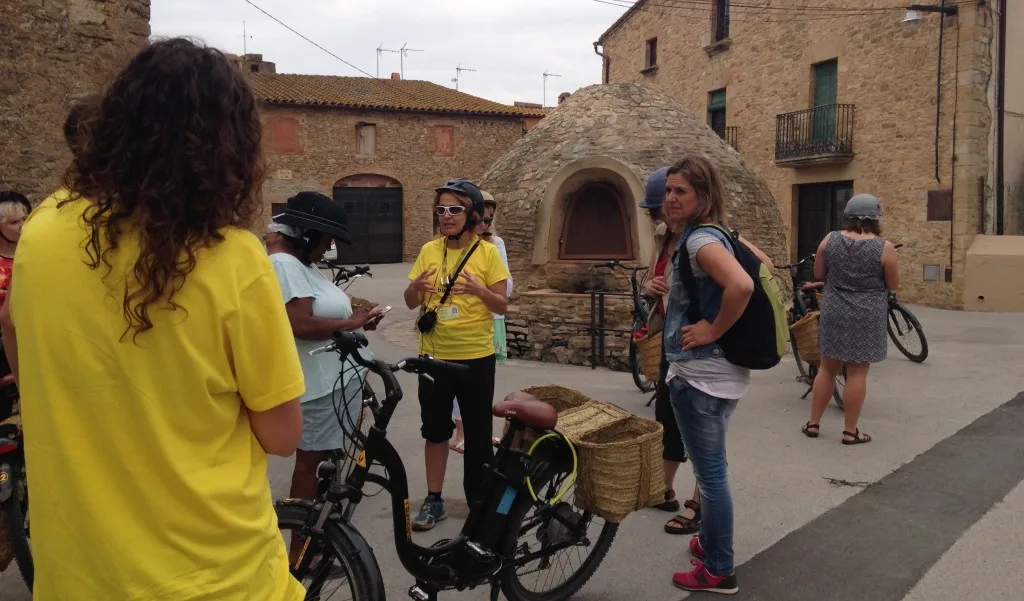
[{"xmin": 533, "ymin": 156, "xmax": 655, "ymax": 266}]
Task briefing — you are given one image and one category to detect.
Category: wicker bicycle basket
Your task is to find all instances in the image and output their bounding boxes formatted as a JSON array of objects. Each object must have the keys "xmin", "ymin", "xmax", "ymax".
[
  {"xmin": 635, "ymin": 330, "xmax": 662, "ymax": 382},
  {"xmin": 573, "ymin": 415, "xmax": 665, "ymax": 523},
  {"xmin": 790, "ymin": 310, "xmax": 821, "ymax": 364},
  {"xmin": 513, "ymin": 386, "xmax": 630, "ymax": 448}
]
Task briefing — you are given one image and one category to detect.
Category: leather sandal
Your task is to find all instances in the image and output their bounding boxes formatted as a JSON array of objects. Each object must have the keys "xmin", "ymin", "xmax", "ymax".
[
  {"xmin": 842, "ymin": 429, "xmax": 872, "ymax": 445},
  {"xmin": 664, "ymin": 500, "xmax": 701, "ymax": 535},
  {"xmin": 802, "ymin": 422, "xmax": 820, "ymax": 438},
  {"xmin": 652, "ymin": 489, "xmax": 681, "ymax": 512}
]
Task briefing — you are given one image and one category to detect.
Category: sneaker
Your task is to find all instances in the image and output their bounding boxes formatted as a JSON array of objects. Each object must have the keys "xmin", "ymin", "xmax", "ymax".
[
  {"xmin": 689, "ymin": 535, "xmax": 705, "ymax": 560},
  {"xmin": 671, "ymin": 561, "xmax": 737, "ymax": 593},
  {"xmin": 411, "ymin": 495, "xmax": 447, "ymax": 531},
  {"xmin": 673, "ymin": 560, "xmax": 739, "ymax": 595}
]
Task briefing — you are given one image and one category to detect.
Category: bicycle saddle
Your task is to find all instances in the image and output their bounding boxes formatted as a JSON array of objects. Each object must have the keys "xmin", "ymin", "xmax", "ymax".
[{"xmin": 492, "ymin": 392, "xmax": 558, "ymax": 430}]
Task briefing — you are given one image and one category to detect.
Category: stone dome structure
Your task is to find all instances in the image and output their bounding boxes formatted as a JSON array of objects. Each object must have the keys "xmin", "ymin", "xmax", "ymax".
[{"xmin": 480, "ymin": 83, "xmax": 789, "ymax": 368}]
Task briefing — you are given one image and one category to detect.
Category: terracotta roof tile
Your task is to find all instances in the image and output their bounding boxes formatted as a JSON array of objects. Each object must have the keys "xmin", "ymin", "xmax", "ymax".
[{"xmin": 245, "ymin": 72, "xmax": 549, "ymax": 118}]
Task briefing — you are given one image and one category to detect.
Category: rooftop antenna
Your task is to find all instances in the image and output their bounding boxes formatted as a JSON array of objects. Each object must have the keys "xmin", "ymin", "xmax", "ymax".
[
  {"xmin": 543, "ymin": 70, "xmax": 562, "ymax": 108},
  {"xmin": 376, "ymin": 44, "xmax": 399, "ymax": 78},
  {"xmin": 240, "ymin": 21, "xmax": 254, "ymax": 55},
  {"xmin": 399, "ymin": 42, "xmax": 424, "ymax": 79},
  {"xmin": 451, "ymin": 64, "xmax": 477, "ymax": 91}
]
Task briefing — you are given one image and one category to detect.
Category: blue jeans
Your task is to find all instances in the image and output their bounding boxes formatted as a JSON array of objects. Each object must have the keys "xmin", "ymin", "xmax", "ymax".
[{"xmin": 668, "ymin": 378, "xmax": 740, "ymax": 576}]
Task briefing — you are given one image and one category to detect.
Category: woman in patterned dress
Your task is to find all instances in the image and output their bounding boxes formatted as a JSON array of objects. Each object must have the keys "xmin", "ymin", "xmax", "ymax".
[{"xmin": 802, "ymin": 194, "xmax": 900, "ymax": 445}]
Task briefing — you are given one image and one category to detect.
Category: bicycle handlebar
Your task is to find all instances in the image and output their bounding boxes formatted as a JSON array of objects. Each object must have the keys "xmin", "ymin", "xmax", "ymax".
[{"xmin": 310, "ymin": 331, "xmax": 468, "ymax": 375}]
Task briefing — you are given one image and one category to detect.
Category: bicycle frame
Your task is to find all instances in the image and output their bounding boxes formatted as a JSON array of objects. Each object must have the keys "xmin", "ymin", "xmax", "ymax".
[{"xmin": 292, "ymin": 334, "xmax": 583, "ymax": 592}]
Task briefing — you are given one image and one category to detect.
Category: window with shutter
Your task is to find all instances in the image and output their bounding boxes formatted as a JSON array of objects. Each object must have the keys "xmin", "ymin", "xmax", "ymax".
[
  {"xmin": 356, "ymin": 123, "xmax": 376, "ymax": 155},
  {"xmin": 708, "ymin": 89, "xmax": 727, "ymax": 138}
]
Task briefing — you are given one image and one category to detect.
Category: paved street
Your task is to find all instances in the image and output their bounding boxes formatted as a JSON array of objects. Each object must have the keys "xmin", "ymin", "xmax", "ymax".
[{"xmin": 4, "ymin": 262, "xmax": 1023, "ymax": 600}]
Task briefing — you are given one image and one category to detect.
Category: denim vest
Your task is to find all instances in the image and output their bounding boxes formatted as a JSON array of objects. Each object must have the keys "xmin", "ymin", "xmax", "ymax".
[{"xmin": 662, "ymin": 225, "xmax": 733, "ymax": 362}]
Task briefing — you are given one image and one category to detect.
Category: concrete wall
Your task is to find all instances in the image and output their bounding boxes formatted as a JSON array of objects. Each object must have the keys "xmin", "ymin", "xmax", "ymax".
[
  {"xmin": 1001, "ymin": 1, "xmax": 1024, "ymax": 234},
  {"xmin": 963, "ymin": 235, "xmax": 1024, "ymax": 312},
  {"xmin": 600, "ymin": 0, "xmax": 995, "ymax": 309},
  {"xmin": 0, "ymin": 0, "xmax": 151, "ymax": 200},
  {"xmin": 258, "ymin": 105, "xmax": 527, "ymax": 260}
]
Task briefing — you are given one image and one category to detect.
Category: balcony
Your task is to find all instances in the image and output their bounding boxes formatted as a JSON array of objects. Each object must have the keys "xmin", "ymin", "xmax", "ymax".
[
  {"xmin": 725, "ymin": 126, "xmax": 739, "ymax": 151},
  {"xmin": 775, "ymin": 104, "xmax": 855, "ymax": 167}
]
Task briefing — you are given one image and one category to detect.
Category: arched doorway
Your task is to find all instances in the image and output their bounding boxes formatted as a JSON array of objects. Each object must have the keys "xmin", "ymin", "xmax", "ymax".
[
  {"xmin": 558, "ymin": 182, "xmax": 634, "ymax": 260},
  {"xmin": 333, "ymin": 174, "xmax": 403, "ymax": 264}
]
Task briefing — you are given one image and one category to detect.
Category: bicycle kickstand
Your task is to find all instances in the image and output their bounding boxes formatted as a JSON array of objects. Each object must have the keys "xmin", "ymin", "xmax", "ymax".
[{"xmin": 645, "ymin": 392, "xmax": 656, "ymax": 407}]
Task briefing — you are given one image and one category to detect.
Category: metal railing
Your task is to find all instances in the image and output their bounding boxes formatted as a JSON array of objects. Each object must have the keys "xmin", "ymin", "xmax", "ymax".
[
  {"xmin": 775, "ymin": 104, "xmax": 855, "ymax": 163},
  {"xmin": 725, "ymin": 126, "xmax": 739, "ymax": 150}
]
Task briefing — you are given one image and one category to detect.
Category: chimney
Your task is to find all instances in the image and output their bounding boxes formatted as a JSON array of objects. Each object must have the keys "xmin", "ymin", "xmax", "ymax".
[
  {"xmin": 558, "ymin": 92, "xmax": 571, "ymax": 105},
  {"xmin": 391, "ymin": 72, "xmax": 401, "ymax": 80}
]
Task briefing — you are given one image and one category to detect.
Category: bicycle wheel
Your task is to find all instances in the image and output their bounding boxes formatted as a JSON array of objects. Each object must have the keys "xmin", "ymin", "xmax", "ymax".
[
  {"xmin": 832, "ymin": 365, "xmax": 846, "ymax": 411},
  {"xmin": 499, "ymin": 449, "xmax": 618, "ymax": 601},
  {"xmin": 788, "ymin": 324, "xmax": 810, "ymax": 380},
  {"xmin": 629, "ymin": 340, "xmax": 656, "ymax": 393},
  {"xmin": 887, "ymin": 302, "xmax": 928, "ymax": 363},
  {"xmin": 277, "ymin": 503, "xmax": 382, "ymax": 601},
  {"xmin": 2, "ymin": 470, "xmax": 32, "ymax": 591}
]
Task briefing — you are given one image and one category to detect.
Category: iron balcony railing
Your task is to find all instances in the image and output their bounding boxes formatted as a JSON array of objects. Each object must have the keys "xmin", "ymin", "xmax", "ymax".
[
  {"xmin": 725, "ymin": 126, "xmax": 739, "ymax": 150},
  {"xmin": 775, "ymin": 104, "xmax": 855, "ymax": 163}
]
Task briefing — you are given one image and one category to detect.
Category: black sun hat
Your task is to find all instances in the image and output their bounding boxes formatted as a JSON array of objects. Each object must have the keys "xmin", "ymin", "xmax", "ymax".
[{"xmin": 273, "ymin": 191, "xmax": 351, "ymax": 244}]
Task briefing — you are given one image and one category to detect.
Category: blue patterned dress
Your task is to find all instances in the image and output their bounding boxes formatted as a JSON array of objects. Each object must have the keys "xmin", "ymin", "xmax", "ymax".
[{"xmin": 818, "ymin": 234, "xmax": 889, "ymax": 364}]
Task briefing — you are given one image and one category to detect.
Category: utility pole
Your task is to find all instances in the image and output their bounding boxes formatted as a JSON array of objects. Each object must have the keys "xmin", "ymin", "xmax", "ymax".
[
  {"xmin": 451, "ymin": 64, "xmax": 477, "ymax": 91},
  {"xmin": 399, "ymin": 42, "xmax": 424, "ymax": 80},
  {"xmin": 240, "ymin": 21, "xmax": 253, "ymax": 55},
  {"xmin": 543, "ymin": 70, "xmax": 562, "ymax": 108},
  {"xmin": 377, "ymin": 44, "xmax": 398, "ymax": 78}
]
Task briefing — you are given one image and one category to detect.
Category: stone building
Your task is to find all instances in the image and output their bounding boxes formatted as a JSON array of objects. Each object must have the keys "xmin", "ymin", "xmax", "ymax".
[
  {"xmin": 480, "ymin": 83, "xmax": 788, "ymax": 367},
  {"xmin": 245, "ymin": 67, "xmax": 547, "ymax": 262},
  {"xmin": 0, "ymin": 0, "xmax": 151, "ymax": 200},
  {"xmin": 596, "ymin": 0, "xmax": 1023, "ymax": 310}
]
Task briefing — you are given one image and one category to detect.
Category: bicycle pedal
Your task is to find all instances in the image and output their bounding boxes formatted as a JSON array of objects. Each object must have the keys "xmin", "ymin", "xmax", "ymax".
[
  {"xmin": 466, "ymin": 540, "xmax": 495, "ymax": 560},
  {"xmin": 408, "ymin": 585, "xmax": 431, "ymax": 601}
]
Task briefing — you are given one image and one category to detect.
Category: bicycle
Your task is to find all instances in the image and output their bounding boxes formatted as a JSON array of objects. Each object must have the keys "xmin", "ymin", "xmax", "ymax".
[
  {"xmin": 886, "ymin": 246, "xmax": 929, "ymax": 362},
  {"xmin": 318, "ymin": 262, "xmax": 372, "ymax": 290},
  {"xmin": 596, "ymin": 260, "xmax": 655, "ymax": 395},
  {"xmin": 0, "ymin": 340, "xmax": 31, "ymax": 591},
  {"xmin": 778, "ymin": 255, "xmax": 846, "ymax": 410},
  {"xmin": 276, "ymin": 331, "xmax": 617, "ymax": 601}
]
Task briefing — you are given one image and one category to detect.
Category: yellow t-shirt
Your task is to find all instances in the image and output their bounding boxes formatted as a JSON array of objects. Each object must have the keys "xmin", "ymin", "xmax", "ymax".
[
  {"xmin": 11, "ymin": 191, "xmax": 307, "ymax": 601},
  {"xmin": 408, "ymin": 236, "xmax": 510, "ymax": 360}
]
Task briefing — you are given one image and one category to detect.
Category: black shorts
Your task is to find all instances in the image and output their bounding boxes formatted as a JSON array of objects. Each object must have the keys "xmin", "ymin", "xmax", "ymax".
[
  {"xmin": 655, "ymin": 355, "xmax": 688, "ymax": 463},
  {"xmin": 418, "ymin": 354, "xmax": 496, "ymax": 443}
]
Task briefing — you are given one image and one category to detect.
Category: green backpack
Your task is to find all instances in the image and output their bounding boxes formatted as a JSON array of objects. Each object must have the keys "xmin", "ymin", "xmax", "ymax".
[{"xmin": 679, "ymin": 225, "xmax": 788, "ymax": 370}]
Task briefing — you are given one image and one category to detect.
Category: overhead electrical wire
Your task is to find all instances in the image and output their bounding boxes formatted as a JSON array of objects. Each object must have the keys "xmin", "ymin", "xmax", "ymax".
[{"xmin": 240, "ymin": 0, "xmax": 374, "ymax": 77}]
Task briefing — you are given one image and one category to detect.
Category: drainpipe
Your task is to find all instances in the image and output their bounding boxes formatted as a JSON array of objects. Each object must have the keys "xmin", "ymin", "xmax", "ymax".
[
  {"xmin": 594, "ymin": 42, "xmax": 608, "ymax": 84},
  {"xmin": 996, "ymin": 0, "xmax": 1007, "ymax": 234},
  {"xmin": 933, "ymin": 0, "xmax": 948, "ymax": 182}
]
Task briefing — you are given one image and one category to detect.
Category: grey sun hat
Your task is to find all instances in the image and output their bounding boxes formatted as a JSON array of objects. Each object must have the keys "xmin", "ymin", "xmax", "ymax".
[{"xmin": 844, "ymin": 193, "xmax": 882, "ymax": 220}]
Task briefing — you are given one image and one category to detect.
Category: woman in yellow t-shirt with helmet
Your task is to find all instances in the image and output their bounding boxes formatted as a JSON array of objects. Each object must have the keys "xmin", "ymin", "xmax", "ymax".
[
  {"xmin": 404, "ymin": 178, "xmax": 510, "ymax": 531},
  {"xmin": 1, "ymin": 38, "xmax": 306, "ymax": 601}
]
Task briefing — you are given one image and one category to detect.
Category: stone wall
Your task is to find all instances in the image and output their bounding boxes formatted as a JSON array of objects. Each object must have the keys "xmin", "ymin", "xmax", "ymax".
[
  {"xmin": 0, "ymin": 0, "xmax": 151, "ymax": 200},
  {"xmin": 600, "ymin": 1, "xmax": 995, "ymax": 309},
  {"xmin": 258, "ymin": 105, "xmax": 526, "ymax": 259}
]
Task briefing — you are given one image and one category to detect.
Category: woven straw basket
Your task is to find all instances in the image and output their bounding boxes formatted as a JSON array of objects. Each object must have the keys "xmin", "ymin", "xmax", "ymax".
[
  {"xmin": 790, "ymin": 310, "xmax": 821, "ymax": 364},
  {"xmin": 635, "ymin": 331, "xmax": 662, "ymax": 382},
  {"xmin": 573, "ymin": 416, "xmax": 665, "ymax": 523},
  {"xmin": 513, "ymin": 386, "xmax": 664, "ymax": 523}
]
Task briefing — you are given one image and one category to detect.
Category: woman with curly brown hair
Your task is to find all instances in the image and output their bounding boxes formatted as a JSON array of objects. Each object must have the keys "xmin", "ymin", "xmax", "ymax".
[{"xmin": 0, "ymin": 38, "xmax": 305, "ymax": 601}]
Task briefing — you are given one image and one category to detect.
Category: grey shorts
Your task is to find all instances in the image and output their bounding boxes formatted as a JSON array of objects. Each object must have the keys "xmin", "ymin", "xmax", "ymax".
[{"xmin": 299, "ymin": 377, "xmax": 363, "ymax": 452}]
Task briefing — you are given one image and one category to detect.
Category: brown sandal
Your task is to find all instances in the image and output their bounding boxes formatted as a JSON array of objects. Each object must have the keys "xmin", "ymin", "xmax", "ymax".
[
  {"xmin": 802, "ymin": 422, "xmax": 820, "ymax": 438},
  {"xmin": 652, "ymin": 489, "xmax": 681, "ymax": 512},
  {"xmin": 842, "ymin": 429, "xmax": 872, "ymax": 445},
  {"xmin": 664, "ymin": 500, "xmax": 701, "ymax": 535}
]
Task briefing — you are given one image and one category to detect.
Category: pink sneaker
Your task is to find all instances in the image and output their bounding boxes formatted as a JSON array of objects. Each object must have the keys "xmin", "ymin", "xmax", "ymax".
[
  {"xmin": 689, "ymin": 535, "xmax": 705, "ymax": 560},
  {"xmin": 673, "ymin": 560, "xmax": 739, "ymax": 595}
]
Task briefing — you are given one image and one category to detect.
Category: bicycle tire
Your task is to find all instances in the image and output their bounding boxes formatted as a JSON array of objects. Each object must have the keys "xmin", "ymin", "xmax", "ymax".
[
  {"xmin": 629, "ymin": 340, "xmax": 656, "ymax": 393},
  {"xmin": 887, "ymin": 302, "xmax": 929, "ymax": 363},
  {"xmin": 832, "ymin": 365, "xmax": 846, "ymax": 411},
  {"xmin": 277, "ymin": 503, "xmax": 383, "ymax": 601},
  {"xmin": 2, "ymin": 473, "xmax": 32, "ymax": 591},
  {"xmin": 788, "ymin": 325, "xmax": 810, "ymax": 380},
  {"xmin": 498, "ymin": 472, "xmax": 618, "ymax": 601}
]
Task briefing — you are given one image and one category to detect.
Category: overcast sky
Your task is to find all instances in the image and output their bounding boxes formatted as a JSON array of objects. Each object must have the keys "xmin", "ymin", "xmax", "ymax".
[{"xmin": 150, "ymin": 0, "xmax": 628, "ymax": 107}]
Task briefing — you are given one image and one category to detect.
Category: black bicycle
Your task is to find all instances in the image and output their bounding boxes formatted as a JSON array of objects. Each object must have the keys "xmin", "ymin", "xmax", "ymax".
[
  {"xmin": 885, "ymin": 246, "xmax": 928, "ymax": 362},
  {"xmin": 597, "ymin": 260, "xmax": 655, "ymax": 395},
  {"xmin": 276, "ymin": 331, "xmax": 617, "ymax": 601},
  {"xmin": 319, "ymin": 262, "xmax": 372, "ymax": 289},
  {"xmin": 778, "ymin": 255, "xmax": 846, "ymax": 410}
]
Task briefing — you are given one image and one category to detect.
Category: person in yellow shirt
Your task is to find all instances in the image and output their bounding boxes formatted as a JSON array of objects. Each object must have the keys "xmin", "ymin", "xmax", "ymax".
[
  {"xmin": 404, "ymin": 179, "xmax": 510, "ymax": 531},
  {"xmin": 0, "ymin": 38, "xmax": 306, "ymax": 601}
]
